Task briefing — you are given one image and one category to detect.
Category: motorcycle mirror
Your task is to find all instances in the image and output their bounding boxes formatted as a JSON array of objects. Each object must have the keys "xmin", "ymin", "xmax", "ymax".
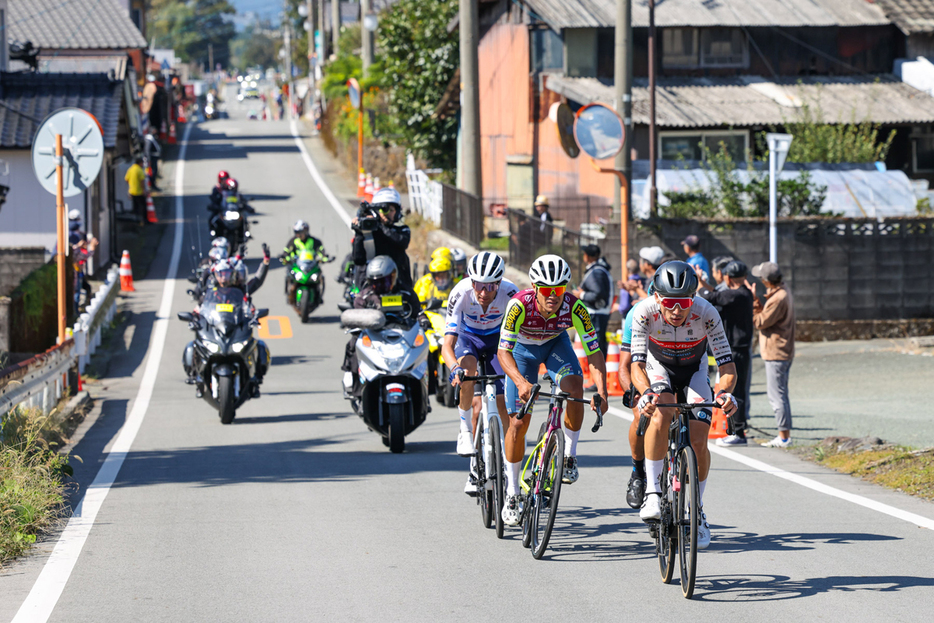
[
  {"xmin": 177, "ymin": 311, "xmax": 193, "ymax": 321},
  {"xmin": 256, "ymin": 308, "xmax": 270, "ymax": 319},
  {"xmin": 187, "ymin": 275, "xmax": 199, "ymax": 283},
  {"xmin": 426, "ymin": 298, "xmax": 443, "ymax": 311}
]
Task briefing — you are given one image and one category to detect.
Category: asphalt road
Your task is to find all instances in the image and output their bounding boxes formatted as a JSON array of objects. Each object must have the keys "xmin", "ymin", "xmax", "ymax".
[{"xmin": 3, "ymin": 92, "xmax": 934, "ymax": 622}]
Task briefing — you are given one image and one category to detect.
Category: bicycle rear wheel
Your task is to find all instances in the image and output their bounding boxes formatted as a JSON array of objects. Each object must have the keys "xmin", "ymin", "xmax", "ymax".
[
  {"xmin": 657, "ymin": 459, "xmax": 675, "ymax": 583},
  {"xmin": 677, "ymin": 446, "xmax": 699, "ymax": 599},
  {"xmin": 476, "ymin": 417, "xmax": 492, "ymax": 529},
  {"xmin": 489, "ymin": 416, "xmax": 506, "ymax": 539},
  {"xmin": 531, "ymin": 432, "xmax": 565, "ymax": 559}
]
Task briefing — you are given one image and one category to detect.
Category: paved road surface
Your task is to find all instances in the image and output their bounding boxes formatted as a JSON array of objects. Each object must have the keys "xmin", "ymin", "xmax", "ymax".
[{"xmin": 3, "ymin": 93, "xmax": 934, "ymax": 622}]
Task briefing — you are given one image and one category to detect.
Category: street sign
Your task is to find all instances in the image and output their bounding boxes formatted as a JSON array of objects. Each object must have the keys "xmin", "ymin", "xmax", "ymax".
[
  {"xmin": 31, "ymin": 108, "xmax": 104, "ymax": 197},
  {"xmin": 574, "ymin": 103, "xmax": 625, "ymax": 160},
  {"xmin": 160, "ymin": 58, "xmax": 171, "ymax": 71},
  {"xmin": 767, "ymin": 133, "xmax": 793, "ymax": 173},
  {"xmin": 552, "ymin": 103, "xmax": 579, "ymax": 159},
  {"xmin": 347, "ymin": 78, "xmax": 361, "ymax": 109}
]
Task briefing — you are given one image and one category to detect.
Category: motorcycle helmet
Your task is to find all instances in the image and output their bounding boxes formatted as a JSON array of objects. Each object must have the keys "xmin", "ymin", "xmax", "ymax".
[
  {"xmin": 528, "ymin": 254, "xmax": 571, "ymax": 287},
  {"xmin": 429, "ymin": 256, "xmax": 453, "ymax": 291},
  {"xmin": 467, "ymin": 252, "xmax": 505, "ymax": 283},
  {"xmin": 225, "ymin": 178, "xmax": 239, "ymax": 192},
  {"xmin": 430, "ymin": 247, "xmax": 452, "ymax": 262},
  {"xmin": 211, "ymin": 237, "xmax": 230, "ymax": 251},
  {"xmin": 218, "ymin": 170, "xmax": 229, "ymax": 185},
  {"xmin": 208, "ymin": 246, "xmax": 228, "ymax": 261},
  {"xmin": 293, "ymin": 219, "xmax": 309, "ymax": 234},
  {"xmin": 371, "ymin": 187, "xmax": 402, "ymax": 211},
  {"xmin": 366, "ymin": 255, "xmax": 398, "ymax": 295},
  {"xmin": 651, "ymin": 261, "xmax": 698, "ymax": 298},
  {"xmin": 451, "ymin": 248, "xmax": 467, "ymax": 276},
  {"xmin": 213, "ymin": 259, "xmax": 236, "ymax": 288}
]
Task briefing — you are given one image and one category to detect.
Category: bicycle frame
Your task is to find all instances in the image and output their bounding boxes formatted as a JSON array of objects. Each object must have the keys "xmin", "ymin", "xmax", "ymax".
[{"xmin": 519, "ymin": 392, "xmax": 562, "ymax": 497}]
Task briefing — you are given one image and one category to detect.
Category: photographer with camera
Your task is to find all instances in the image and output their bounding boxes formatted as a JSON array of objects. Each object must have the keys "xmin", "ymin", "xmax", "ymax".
[{"xmin": 351, "ymin": 187, "xmax": 412, "ymax": 289}]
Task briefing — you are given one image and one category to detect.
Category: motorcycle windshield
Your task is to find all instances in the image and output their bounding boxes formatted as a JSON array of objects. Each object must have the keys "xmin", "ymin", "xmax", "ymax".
[{"xmin": 201, "ymin": 288, "xmax": 246, "ymax": 336}]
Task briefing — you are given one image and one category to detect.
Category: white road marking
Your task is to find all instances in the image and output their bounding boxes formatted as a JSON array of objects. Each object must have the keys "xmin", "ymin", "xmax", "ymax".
[
  {"xmin": 606, "ymin": 405, "xmax": 934, "ymax": 531},
  {"xmin": 289, "ymin": 119, "xmax": 352, "ymax": 228},
  {"xmin": 12, "ymin": 123, "xmax": 194, "ymax": 623}
]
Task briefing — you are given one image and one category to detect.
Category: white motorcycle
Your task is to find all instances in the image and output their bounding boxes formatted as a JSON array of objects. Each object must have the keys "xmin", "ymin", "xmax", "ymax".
[{"xmin": 341, "ymin": 308, "xmax": 430, "ymax": 453}]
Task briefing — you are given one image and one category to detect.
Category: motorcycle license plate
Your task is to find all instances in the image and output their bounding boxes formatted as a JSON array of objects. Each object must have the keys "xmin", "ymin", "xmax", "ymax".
[
  {"xmin": 216, "ymin": 303, "xmax": 234, "ymax": 312},
  {"xmin": 381, "ymin": 294, "xmax": 402, "ymax": 309}
]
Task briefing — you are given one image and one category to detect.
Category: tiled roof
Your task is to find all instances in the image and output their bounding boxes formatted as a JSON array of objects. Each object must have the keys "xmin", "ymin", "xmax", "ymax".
[
  {"xmin": 0, "ymin": 72, "xmax": 124, "ymax": 148},
  {"xmin": 522, "ymin": 0, "xmax": 890, "ymax": 29},
  {"xmin": 874, "ymin": 0, "xmax": 934, "ymax": 34},
  {"xmin": 545, "ymin": 74, "xmax": 934, "ymax": 127},
  {"xmin": 7, "ymin": 0, "xmax": 147, "ymax": 50}
]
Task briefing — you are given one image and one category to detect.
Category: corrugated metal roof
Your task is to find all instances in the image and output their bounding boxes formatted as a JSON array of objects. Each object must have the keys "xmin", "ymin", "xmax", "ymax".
[
  {"xmin": 874, "ymin": 0, "xmax": 934, "ymax": 34},
  {"xmin": 546, "ymin": 74, "xmax": 934, "ymax": 126},
  {"xmin": 523, "ymin": 0, "xmax": 890, "ymax": 29},
  {"xmin": 0, "ymin": 73, "xmax": 124, "ymax": 148},
  {"xmin": 7, "ymin": 0, "xmax": 147, "ymax": 50}
]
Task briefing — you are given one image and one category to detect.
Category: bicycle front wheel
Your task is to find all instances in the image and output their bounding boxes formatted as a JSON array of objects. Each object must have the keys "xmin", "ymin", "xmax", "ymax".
[
  {"xmin": 677, "ymin": 446, "xmax": 699, "ymax": 598},
  {"xmin": 476, "ymin": 417, "xmax": 492, "ymax": 529},
  {"xmin": 531, "ymin": 432, "xmax": 565, "ymax": 559},
  {"xmin": 489, "ymin": 416, "xmax": 506, "ymax": 539},
  {"xmin": 657, "ymin": 459, "xmax": 675, "ymax": 583}
]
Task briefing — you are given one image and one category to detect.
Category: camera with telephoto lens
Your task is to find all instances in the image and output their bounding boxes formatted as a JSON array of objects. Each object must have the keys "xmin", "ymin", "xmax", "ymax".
[{"xmin": 354, "ymin": 203, "xmax": 380, "ymax": 232}]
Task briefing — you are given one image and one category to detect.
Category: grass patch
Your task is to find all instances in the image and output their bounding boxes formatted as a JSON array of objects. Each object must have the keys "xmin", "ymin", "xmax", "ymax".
[
  {"xmin": 0, "ymin": 407, "xmax": 77, "ymax": 566},
  {"xmin": 480, "ymin": 236, "xmax": 509, "ymax": 251},
  {"xmin": 804, "ymin": 439, "xmax": 934, "ymax": 502}
]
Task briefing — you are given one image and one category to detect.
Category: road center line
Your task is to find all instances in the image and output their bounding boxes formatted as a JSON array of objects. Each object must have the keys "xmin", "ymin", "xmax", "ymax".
[
  {"xmin": 605, "ymin": 405, "xmax": 934, "ymax": 531},
  {"xmin": 290, "ymin": 119, "xmax": 352, "ymax": 229},
  {"xmin": 12, "ymin": 123, "xmax": 194, "ymax": 623}
]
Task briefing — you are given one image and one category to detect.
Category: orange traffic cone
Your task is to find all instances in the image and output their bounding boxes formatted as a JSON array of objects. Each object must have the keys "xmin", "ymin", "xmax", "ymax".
[
  {"xmin": 168, "ymin": 122, "xmax": 177, "ymax": 145},
  {"xmin": 364, "ymin": 174, "xmax": 374, "ymax": 202},
  {"xmin": 538, "ymin": 363, "xmax": 547, "ymax": 379},
  {"xmin": 177, "ymin": 104, "xmax": 187, "ymax": 124},
  {"xmin": 573, "ymin": 334, "xmax": 591, "ymax": 385},
  {"xmin": 605, "ymin": 341, "xmax": 627, "ymax": 396},
  {"xmin": 145, "ymin": 193, "xmax": 158, "ymax": 223},
  {"xmin": 388, "ymin": 180, "xmax": 395, "ymax": 188},
  {"xmin": 357, "ymin": 168, "xmax": 366, "ymax": 197},
  {"xmin": 373, "ymin": 176, "xmax": 381, "ymax": 195},
  {"xmin": 119, "ymin": 250, "xmax": 135, "ymax": 292}
]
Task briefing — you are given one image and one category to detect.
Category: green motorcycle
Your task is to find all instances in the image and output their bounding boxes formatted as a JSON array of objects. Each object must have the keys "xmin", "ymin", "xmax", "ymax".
[{"xmin": 283, "ymin": 250, "xmax": 334, "ymax": 323}]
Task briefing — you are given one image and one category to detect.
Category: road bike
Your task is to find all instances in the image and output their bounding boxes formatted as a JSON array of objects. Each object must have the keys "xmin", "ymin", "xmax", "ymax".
[
  {"xmin": 638, "ymin": 401, "xmax": 717, "ymax": 598},
  {"xmin": 457, "ymin": 363, "xmax": 507, "ymax": 538},
  {"xmin": 514, "ymin": 380, "xmax": 603, "ymax": 559}
]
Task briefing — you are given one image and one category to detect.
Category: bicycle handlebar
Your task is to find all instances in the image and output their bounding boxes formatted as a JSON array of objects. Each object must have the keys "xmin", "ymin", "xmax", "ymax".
[
  {"xmin": 460, "ymin": 374, "xmax": 505, "ymax": 382},
  {"xmin": 516, "ymin": 384, "xmax": 604, "ymax": 433},
  {"xmin": 654, "ymin": 402, "xmax": 719, "ymax": 409},
  {"xmin": 516, "ymin": 383, "xmax": 541, "ymax": 420}
]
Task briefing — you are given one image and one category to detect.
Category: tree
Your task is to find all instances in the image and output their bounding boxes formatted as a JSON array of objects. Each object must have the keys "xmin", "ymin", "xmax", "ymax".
[
  {"xmin": 149, "ymin": 0, "xmax": 237, "ymax": 69},
  {"xmin": 231, "ymin": 22, "xmax": 277, "ymax": 72},
  {"xmin": 378, "ymin": 0, "xmax": 459, "ymax": 171}
]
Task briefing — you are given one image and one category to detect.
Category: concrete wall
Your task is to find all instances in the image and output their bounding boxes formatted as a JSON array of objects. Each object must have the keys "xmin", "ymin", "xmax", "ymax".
[{"xmin": 0, "ymin": 247, "xmax": 46, "ymax": 297}]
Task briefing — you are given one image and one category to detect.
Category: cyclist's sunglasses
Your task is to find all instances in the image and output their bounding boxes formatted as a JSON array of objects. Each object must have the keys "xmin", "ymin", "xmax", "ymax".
[
  {"xmin": 659, "ymin": 296, "xmax": 694, "ymax": 311},
  {"xmin": 535, "ymin": 284, "xmax": 567, "ymax": 298},
  {"xmin": 473, "ymin": 281, "xmax": 500, "ymax": 293}
]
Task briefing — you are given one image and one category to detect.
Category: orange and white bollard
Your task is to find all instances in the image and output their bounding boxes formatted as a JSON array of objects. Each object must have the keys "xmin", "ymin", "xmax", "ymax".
[
  {"xmin": 373, "ymin": 176, "xmax": 381, "ymax": 195},
  {"xmin": 605, "ymin": 342, "xmax": 627, "ymax": 396},
  {"xmin": 364, "ymin": 173, "xmax": 374, "ymax": 202},
  {"xmin": 119, "ymin": 250, "xmax": 135, "ymax": 292},
  {"xmin": 357, "ymin": 169, "xmax": 366, "ymax": 197},
  {"xmin": 145, "ymin": 193, "xmax": 158, "ymax": 223},
  {"xmin": 168, "ymin": 122, "xmax": 177, "ymax": 145},
  {"xmin": 574, "ymin": 333, "xmax": 592, "ymax": 385}
]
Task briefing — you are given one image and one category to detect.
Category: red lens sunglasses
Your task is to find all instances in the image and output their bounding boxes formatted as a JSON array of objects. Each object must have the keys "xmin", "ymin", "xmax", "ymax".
[
  {"xmin": 659, "ymin": 296, "xmax": 694, "ymax": 311},
  {"xmin": 535, "ymin": 284, "xmax": 567, "ymax": 298}
]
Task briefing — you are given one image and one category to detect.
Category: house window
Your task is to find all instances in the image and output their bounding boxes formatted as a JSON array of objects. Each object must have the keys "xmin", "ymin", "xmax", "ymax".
[
  {"xmin": 700, "ymin": 28, "xmax": 748, "ymax": 67},
  {"xmin": 532, "ymin": 28, "xmax": 563, "ymax": 73},
  {"xmin": 660, "ymin": 131, "xmax": 748, "ymax": 163},
  {"xmin": 913, "ymin": 135, "xmax": 934, "ymax": 172},
  {"xmin": 662, "ymin": 28, "xmax": 698, "ymax": 68},
  {"xmin": 565, "ymin": 29, "xmax": 597, "ymax": 77}
]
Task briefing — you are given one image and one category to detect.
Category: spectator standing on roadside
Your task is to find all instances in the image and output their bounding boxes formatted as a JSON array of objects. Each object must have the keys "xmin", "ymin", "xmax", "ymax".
[
  {"xmin": 749, "ymin": 261, "xmax": 796, "ymax": 448},
  {"xmin": 696, "ymin": 260, "xmax": 754, "ymax": 445},
  {"xmin": 125, "ymin": 157, "xmax": 146, "ymax": 225},
  {"xmin": 682, "ymin": 234, "xmax": 711, "ymax": 282},
  {"xmin": 617, "ymin": 258, "xmax": 642, "ymax": 315},
  {"xmin": 710, "ymin": 256, "xmax": 734, "ymax": 292},
  {"xmin": 144, "ymin": 131, "xmax": 163, "ymax": 191},
  {"xmin": 621, "ymin": 246, "xmax": 665, "ymax": 302},
  {"xmin": 574, "ymin": 244, "xmax": 613, "ymax": 359}
]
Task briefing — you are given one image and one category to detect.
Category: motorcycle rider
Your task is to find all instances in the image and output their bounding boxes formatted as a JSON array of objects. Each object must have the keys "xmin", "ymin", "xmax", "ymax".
[
  {"xmin": 451, "ymin": 248, "xmax": 468, "ymax": 281},
  {"xmin": 351, "ymin": 187, "xmax": 412, "ymax": 289},
  {"xmin": 414, "ymin": 255, "xmax": 455, "ymax": 308},
  {"xmin": 193, "ymin": 244, "xmax": 270, "ymax": 302},
  {"xmin": 210, "ymin": 170, "xmax": 230, "ymax": 207},
  {"xmin": 341, "ymin": 255, "xmax": 425, "ymax": 397},
  {"xmin": 280, "ymin": 220, "xmax": 330, "ymax": 304}
]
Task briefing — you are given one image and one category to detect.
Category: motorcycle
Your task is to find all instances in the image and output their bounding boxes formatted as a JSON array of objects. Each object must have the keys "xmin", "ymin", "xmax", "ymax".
[
  {"xmin": 209, "ymin": 193, "xmax": 255, "ymax": 250},
  {"xmin": 422, "ymin": 300, "xmax": 456, "ymax": 407},
  {"xmin": 341, "ymin": 307, "xmax": 430, "ymax": 453},
  {"xmin": 178, "ymin": 288, "xmax": 270, "ymax": 424},
  {"xmin": 283, "ymin": 250, "xmax": 334, "ymax": 323}
]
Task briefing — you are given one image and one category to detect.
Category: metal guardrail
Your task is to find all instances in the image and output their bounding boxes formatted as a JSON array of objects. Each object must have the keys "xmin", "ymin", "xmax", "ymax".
[{"xmin": 0, "ymin": 265, "xmax": 120, "ymax": 420}]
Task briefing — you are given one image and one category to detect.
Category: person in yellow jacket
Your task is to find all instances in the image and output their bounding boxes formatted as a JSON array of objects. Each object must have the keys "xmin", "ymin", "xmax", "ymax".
[{"xmin": 415, "ymin": 255, "xmax": 456, "ymax": 307}]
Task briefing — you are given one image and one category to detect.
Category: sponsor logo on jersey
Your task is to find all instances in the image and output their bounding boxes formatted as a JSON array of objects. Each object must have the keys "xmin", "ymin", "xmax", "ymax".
[
  {"xmin": 499, "ymin": 338, "xmax": 515, "ymax": 350},
  {"xmin": 503, "ymin": 303, "xmax": 522, "ymax": 332},
  {"xmin": 653, "ymin": 312, "xmax": 660, "ymax": 322},
  {"xmin": 583, "ymin": 337, "xmax": 599, "ymax": 353},
  {"xmin": 691, "ymin": 313, "xmax": 701, "ymax": 321},
  {"xmin": 572, "ymin": 304, "xmax": 594, "ymax": 333}
]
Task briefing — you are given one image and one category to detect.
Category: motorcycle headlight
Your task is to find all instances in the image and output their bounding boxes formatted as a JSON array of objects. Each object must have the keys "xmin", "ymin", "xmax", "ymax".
[
  {"xmin": 204, "ymin": 341, "xmax": 220, "ymax": 354},
  {"xmin": 225, "ymin": 211, "xmax": 241, "ymax": 220},
  {"xmin": 232, "ymin": 340, "xmax": 249, "ymax": 353},
  {"xmin": 310, "ymin": 273, "xmax": 319, "ymax": 281}
]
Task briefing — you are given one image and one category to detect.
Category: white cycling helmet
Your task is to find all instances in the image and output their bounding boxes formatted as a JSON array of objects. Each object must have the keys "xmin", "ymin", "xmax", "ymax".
[
  {"xmin": 212, "ymin": 237, "xmax": 229, "ymax": 250},
  {"xmin": 371, "ymin": 187, "xmax": 402, "ymax": 208},
  {"xmin": 529, "ymin": 254, "xmax": 571, "ymax": 286},
  {"xmin": 467, "ymin": 252, "xmax": 505, "ymax": 283}
]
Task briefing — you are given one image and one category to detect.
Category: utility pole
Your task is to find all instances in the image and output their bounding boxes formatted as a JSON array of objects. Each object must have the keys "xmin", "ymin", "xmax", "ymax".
[
  {"xmin": 459, "ymin": 0, "xmax": 482, "ymax": 197},
  {"xmin": 361, "ymin": 0, "xmax": 373, "ymax": 74},
  {"xmin": 332, "ymin": 0, "xmax": 340, "ymax": 59},
  {"xmin": 614, "ymin": 0, "xmax": 632, "ymax": 223},
  {"xmin": 317, "ymin": 0, "xmax": 325, "ymax": 64},
  {"xmin": 648, "ymin": 0, "xmax": 658, "ymax": 217},
  {"xmin": 208, "ymin": 43, "xmax": 214, "ymax": 81},
  {"xmin": 307, "ymin": 0, "xmax": 314, "ymax": 76}
]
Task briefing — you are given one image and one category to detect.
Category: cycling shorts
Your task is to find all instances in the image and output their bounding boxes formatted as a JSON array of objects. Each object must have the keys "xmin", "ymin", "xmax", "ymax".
[
  {"xmin": 505, "ymin": 332, "xmax": 582, "ymax": 414},
  {"xmin": 454, "ymin": 332, "xmax": 504, "ymax": 395},
  {"xmin": 645, "ymin": 351, "xmax": 713, "ymax": 425}
]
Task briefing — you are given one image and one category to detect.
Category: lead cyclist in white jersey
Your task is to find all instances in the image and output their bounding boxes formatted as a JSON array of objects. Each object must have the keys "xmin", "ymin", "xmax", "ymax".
[
  {"xmin": 442, "ymin": 253, "xmax": 518, "ymax": 483},
  {"xmin": 629, "ymin": 261, "xmax": 738, "ymax": 550}
]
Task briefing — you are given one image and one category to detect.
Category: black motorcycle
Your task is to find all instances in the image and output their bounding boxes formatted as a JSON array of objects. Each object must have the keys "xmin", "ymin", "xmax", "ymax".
[
  {"xmin": 179, "ymin": 288, "xmax": 270, "ymax": 424},
  {"xmin": 209, "ymin": 193, "xmax": 256, "ymax": 250}
]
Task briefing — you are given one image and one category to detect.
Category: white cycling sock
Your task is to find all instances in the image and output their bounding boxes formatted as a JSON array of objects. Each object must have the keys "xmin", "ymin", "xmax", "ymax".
[
  {"xmin": 699, "ymin": 479, "xmax": 707, "ymax": 507},
  {"xmin": 564, "ymin": 427, "xmax": 581, "ymax": 457},
  {"xmin": 645, "ymin": 459, "xmax": 664, "ymax": 494},
  {"xmin": 505, "ymin": 459, "xmax": 522, "ymax": 496},
  {"xmin": 457, "ymin": 408, "xmax": 472, "ymax": 433}
]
